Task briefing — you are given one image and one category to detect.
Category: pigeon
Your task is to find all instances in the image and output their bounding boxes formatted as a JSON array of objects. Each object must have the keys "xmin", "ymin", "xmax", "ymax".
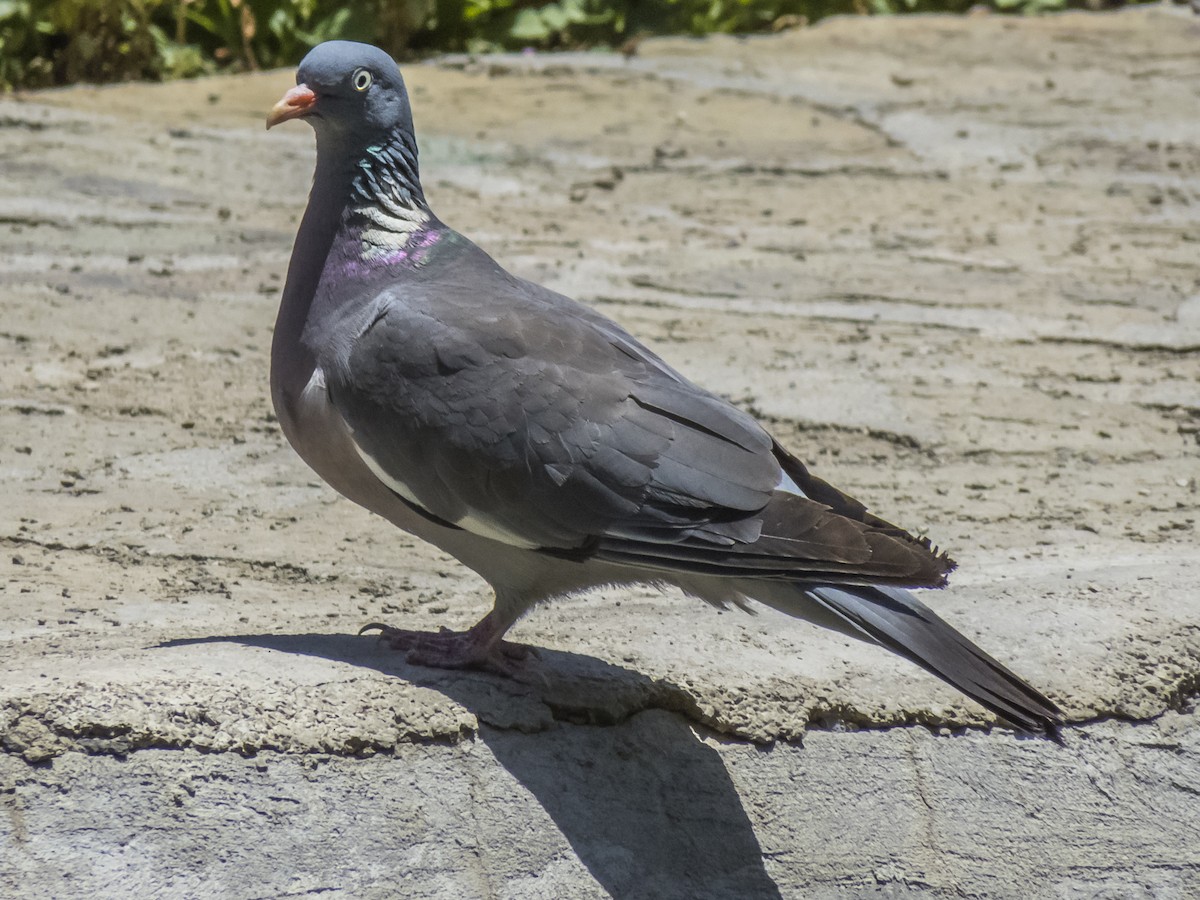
[{"xmin": 266, "ymin": 41, "xmax": 1063, "ymax": 735}]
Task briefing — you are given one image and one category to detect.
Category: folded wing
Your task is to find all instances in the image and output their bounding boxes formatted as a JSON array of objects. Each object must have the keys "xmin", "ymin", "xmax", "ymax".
[{"xmin": 324, "ymin": 266, "xmax": 951, "ymax": 587}]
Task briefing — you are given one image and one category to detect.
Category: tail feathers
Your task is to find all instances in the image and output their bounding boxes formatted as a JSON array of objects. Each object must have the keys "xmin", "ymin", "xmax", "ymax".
[{"xmin": 807, "ymin": 585, "xmax": 1064, "ymax": 736}]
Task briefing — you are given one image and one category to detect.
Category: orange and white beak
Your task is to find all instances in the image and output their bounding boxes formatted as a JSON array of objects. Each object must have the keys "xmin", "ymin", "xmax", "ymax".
[{"xmin": 266, "ymin": 84, "xmax": 317, "ymax": 130}]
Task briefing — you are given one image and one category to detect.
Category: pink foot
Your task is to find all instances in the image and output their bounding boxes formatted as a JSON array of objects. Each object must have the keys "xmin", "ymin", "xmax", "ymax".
[{"xmin": 359, "ymin": 621, "xmax": 536, "ymax": 677}]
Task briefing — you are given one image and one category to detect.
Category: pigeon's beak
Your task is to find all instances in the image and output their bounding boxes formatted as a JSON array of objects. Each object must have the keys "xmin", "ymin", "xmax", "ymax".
[{"xmin": 266, "ymin": 84, "xmax": 317, "ymax": 130}]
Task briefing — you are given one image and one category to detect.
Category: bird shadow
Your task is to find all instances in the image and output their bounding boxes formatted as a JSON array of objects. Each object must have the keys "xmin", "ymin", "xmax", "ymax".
[{"xmin": 159, "ymin": 631, "xmax": 784, "ymax": 899}]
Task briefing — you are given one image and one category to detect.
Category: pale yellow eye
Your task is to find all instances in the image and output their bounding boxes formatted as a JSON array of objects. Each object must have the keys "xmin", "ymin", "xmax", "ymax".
[{"xmin": 353, "ymin": 68, "xmax": 372, "ymax": 92}]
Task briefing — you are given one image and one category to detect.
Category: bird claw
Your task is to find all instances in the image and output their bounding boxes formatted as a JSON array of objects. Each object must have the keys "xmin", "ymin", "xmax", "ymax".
[
  {"xmin": 498, "ymin": 639, "xmax": 537, "ymax": 661},
  {"xmin": 359, "ymin": 621, "xmax": 536, "ymax": 678}
]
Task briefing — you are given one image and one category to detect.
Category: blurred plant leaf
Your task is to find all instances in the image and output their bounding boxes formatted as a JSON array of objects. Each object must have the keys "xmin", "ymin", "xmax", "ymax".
[{"xmin": 0, "ymin": 0, "xmax": 1136, "ymax": 90}]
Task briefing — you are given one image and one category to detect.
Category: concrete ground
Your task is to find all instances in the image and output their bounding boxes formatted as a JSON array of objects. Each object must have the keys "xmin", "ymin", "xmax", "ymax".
[{"xmin": 2, "ymin": 7, "xmax": 1198, "ymax": 898}]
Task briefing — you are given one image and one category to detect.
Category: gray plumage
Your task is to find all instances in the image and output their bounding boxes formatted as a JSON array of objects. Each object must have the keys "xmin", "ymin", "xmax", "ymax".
[{"xmin": 266, "ymin": 41, "xmax": 1063, "ymax": 735}]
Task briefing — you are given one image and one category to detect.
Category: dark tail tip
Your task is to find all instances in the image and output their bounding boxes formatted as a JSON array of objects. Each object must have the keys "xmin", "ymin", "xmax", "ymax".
[{"xmin": 809, "ymin": 585, "xmax": 1065, "ymax": 737}]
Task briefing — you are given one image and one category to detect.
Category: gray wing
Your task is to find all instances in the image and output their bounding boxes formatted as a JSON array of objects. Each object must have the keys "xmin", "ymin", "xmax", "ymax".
[
  {"xmin": 327, "ymin": 274, "xmax": 779, "ymax": 549},
  {"xmin": 326, "ymin": 270, "xmax": 951, "ymax": 586}
]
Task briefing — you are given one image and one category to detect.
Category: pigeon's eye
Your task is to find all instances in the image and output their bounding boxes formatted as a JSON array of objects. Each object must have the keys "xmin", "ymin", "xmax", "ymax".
[{"xmin": 352, "ymin": 68, "xmax": 373, "ymax": 92}]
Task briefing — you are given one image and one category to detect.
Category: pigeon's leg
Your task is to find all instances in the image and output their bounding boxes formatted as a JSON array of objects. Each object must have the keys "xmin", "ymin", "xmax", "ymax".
[{"xmin": 359, "ymin": 605, "xmax": 535, "ymax": 676}]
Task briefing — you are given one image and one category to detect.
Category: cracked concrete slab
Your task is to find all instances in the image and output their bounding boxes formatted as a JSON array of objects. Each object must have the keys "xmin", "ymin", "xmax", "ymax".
[
  {"xmin": 2, "ymin": 8, "xmax": 1199, "ymax": 897},
  {"xmin": 3, "ymin": 714, "xmax": 1198, "ymax": 899}
]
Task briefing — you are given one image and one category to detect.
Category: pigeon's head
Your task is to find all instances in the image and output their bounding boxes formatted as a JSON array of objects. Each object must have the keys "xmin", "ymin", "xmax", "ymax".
[{"xmin": 267, "ymin": 41, "xmax": 414, "ymax": 146}]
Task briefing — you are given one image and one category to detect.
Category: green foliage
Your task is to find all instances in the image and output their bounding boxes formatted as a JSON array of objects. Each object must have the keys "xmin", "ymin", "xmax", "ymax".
[
  {"xmin": 444, "ymin": 0, "xmax": 819, "ymax": 50},
  {"xmin": 1, "ymin": 0, "xmax": 164, "ymax": 87},
  {"xmin": 0, "ymin": 0, "xmax": 375, "ymax": 88},
  {"xmin": 0, "ymin": 0, "xmax": 1090, "ymax": 90},
  {"xmin": 992, "ymin": 0, "xmax": 1066, "ymax": 12}
]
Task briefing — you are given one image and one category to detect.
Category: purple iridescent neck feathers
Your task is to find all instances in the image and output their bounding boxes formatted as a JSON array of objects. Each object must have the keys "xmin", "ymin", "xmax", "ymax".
[{"xmin": 334, "ymin": 131, "xmax": 446, "ymax": 274}]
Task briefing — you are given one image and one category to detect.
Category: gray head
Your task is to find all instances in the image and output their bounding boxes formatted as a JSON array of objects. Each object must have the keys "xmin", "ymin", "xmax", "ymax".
[{"xmin": 266, "ymin": 41, "xmax": 415, "ymax": 150}]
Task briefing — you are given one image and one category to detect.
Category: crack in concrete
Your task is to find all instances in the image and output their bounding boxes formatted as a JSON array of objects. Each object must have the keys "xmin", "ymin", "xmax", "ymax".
[
  {"xmin": 1, "ymin": 534, "xmax": 328, "ymax": 586},
  {"xmin": 1037, "ymin": 334, "xmax": 1200, "ymax": 354}
]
